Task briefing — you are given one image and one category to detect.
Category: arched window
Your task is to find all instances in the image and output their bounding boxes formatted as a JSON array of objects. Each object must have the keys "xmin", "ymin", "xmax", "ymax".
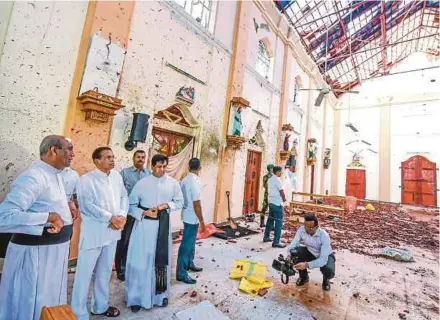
[{"xmin": 256, "ymin": 40, "xmax": 271, "ymax": 79}]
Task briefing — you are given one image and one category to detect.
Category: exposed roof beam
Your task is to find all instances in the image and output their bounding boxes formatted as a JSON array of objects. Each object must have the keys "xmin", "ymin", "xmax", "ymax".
[
  {"xmin": 333, "ymin": 0, "xmax": 361, "ymax": 85},
  {"xmin": 380, "ymin": 1, "xmax": 388, "ymax": 74}
]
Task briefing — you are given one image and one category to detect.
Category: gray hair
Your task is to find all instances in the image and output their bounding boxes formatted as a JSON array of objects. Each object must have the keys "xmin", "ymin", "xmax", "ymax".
[{"xmin": 39, "ymin": 135, "xmax": 65, "ymax": 156}]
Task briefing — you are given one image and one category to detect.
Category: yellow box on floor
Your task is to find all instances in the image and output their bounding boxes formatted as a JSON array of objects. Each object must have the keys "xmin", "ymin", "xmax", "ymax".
[
  {"xmin": 239, "ymin": 278, "xmax": 274, "ymax": 297},
  {"xmin": 229, "ymin": 260, "xmax": 268, "ymax": 284}
]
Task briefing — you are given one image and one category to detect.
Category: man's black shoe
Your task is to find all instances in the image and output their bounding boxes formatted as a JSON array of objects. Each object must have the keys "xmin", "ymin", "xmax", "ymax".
[
  {"xmin": 177, "ymin": 275, "xmax": 197, "ymax": 284},
  {"xmin": 322, "ymin": 278, "xmax": 331, "ymax": 291},
  {"xmin": 189, "ymin": 265, "xmax": 203, "ymax": 272},
  {"xmin": 161, "ymin": 298, "xmax": 168, "ymax": 307},
  {"xmin": 272, "ymin": 243, "xmax": 287, "ymax": 248},
  {"xmin": 117, "ymin": 273, "xmax": 125, "ymax": 281},
  {"xmin": 131, "ymin": 305, "xmax": 141, "ymax": 313},
  {"xmin": 263, "ymin": 238, "xmax": 273, "ymax": 243},
  {"xmin": 296, "ymin": 277, "xmax": 309, "ymax": 286}
]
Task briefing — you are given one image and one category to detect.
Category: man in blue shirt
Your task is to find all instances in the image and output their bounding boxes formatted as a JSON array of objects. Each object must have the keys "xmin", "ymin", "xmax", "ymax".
[
  {"xmin": 288, "ymin": 213, "xmax": 335, "ymax": 291},
  {"xmin": 176, "ymin": 158, "xmax": 205, "ymax": 284},
  {"xmin": 115, "ymin": 150, "xmax": 151, "ymax": 281},
  {"xmin": 263, "ymin": 166, "xmax": 287, "ymax": 248}
]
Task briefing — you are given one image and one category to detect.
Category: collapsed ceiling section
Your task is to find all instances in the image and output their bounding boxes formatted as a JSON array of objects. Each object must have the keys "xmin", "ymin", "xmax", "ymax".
[{"xmin": 275, "ymin": 0, "xmax": 440, "ymax": 95}]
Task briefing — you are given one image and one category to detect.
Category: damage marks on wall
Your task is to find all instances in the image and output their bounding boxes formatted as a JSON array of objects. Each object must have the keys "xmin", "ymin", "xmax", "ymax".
[{"xmin": 0, "ymin": 1, "xmax": 88, "ymax": 199}]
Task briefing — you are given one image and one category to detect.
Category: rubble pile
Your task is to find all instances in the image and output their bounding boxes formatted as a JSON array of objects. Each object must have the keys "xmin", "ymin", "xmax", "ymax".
[{"xmin": 283, "ymin": 202, "xmax": 439, "ymax": 256}]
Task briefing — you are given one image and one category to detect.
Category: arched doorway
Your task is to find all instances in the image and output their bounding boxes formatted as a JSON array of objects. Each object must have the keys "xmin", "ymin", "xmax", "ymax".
[
  {"xmin": 149, "ymin": 101, "xmax": 200, "ymax": 180},
  {"xmin": 401, "ymin": 155, "xmax": 437, "ymax": 207}
]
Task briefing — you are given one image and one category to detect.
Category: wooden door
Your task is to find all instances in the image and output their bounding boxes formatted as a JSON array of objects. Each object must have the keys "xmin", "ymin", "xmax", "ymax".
[
  {"xmin": 243, "ymin": 151, "xmax": 262, "ymax": 215},
  {"xmin": 401, "ymin": 156, "xmax": 437, "ymax": 207},
  {"xmin": 346, "ymin": 169, "xmax": 366, "ymax": 199}
]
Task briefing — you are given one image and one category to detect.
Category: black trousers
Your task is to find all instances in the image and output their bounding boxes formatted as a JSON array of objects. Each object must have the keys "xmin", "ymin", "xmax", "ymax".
[
  {"xmin": 115, "ymin": 215, "xmax": 136, "ymax": 276},
  {"xmin": 296, "ymin": 246, "xmax": 336, "ymax": 280}
]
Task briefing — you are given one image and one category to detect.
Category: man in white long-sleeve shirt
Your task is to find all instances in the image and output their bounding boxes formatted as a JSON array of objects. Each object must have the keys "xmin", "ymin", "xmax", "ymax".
[
  {"xmin": 287, "ymin": 213, "xmax": 335, "ymax": 291},
  {"xmin": 0, "ymin": 135, "xmax": 72, "ymax": 320},
  {"xmin": 125, "ymin": 154, "xmax": 183, "ymax": 313},
  {"xmin": 71, "ymin": 147, "xmax": 128, "ymax": 319}
]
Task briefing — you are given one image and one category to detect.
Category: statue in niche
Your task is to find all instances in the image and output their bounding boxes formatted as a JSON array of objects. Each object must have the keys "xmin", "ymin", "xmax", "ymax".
[
  {"xmin": 228, "ymin": 106, "xmax": 243, "ymax": 136},
  {"xmin": 307, "ymin": 138, "xmax": 317, "ymax": 165},
  {"xmin": 287, "ymin": 138, "xmax": 298, "ymax": 168},
  {"xmin": 283, "ymin": 133, "xmax": 291, "ymax": 151}
]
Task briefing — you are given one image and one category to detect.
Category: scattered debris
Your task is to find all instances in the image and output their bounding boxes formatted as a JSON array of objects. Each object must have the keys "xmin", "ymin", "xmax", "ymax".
[
  {"xmin": 258, "ymin": 288, "xmax": 268, "ymax": 296},
  {"xmin": 190, "ymin": 291, "xmax": 197, "ymax": 298},
  {"xmin": 353, "ymin": 292, "xmax": 360, "ymax": 298},
  {"xmin": 377, "ymin": 247, "xmax": 415, "ymax": 262},
  {"xmin": 398, "ymin": 312, "xmax": 407, "ymax": 319}
]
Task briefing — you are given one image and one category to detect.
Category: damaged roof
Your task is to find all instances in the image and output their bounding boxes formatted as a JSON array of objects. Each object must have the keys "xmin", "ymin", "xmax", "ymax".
[{"xmin": 275, "ymin": 0, "xmax": 440, "ymax": 94}]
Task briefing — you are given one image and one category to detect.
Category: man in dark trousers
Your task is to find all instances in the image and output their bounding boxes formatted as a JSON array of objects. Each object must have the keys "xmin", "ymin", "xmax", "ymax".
[
  {"xmin": 115, "ymin": 150, "xmax": 151, "ymax": 281},
  {"xmin": 288, "ymin": 213, "xmax": 335, "ymax": 291},
  {"xmin": 260, "ymin": 164, "xmax": 274, "ymax": 227},
  {"xmin": 176, "ymin": 158, "xmax": 205, "ymax": 284},
  {"xmin": 263, "ymin": 166, "xmax": 287, "ymax": 248}
]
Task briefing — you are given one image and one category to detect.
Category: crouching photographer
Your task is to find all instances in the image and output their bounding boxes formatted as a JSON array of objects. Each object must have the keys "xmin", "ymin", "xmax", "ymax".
[{"xmin": 287, "ymin": 213, "xmax": 335, "ymax": 291}]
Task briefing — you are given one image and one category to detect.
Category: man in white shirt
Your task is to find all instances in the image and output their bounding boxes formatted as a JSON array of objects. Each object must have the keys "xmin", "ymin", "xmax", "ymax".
[
  {"xmin": 176, "ymin": 158, "xmax": 205, "ymax": 284},
  {"xmin": 125, "ymin": 154, "xmax": 183, "ymax": 313},
  {"xmin": 0, "ymin": 135, "xmax": 71, "ymax": 320},
  {"xmin": 263, "ymin": 166, "xmax": 287, "ymax": 248},
  {"xmin": 71, "ymin": 147, "xmax": 128, "ymax": 319},
  {"xmin": 59, "ymin": 138, "xmax": 80, "ymax": 221},
  {"xmin": 287, "ymin": 213, "xmax": 335, "ymax": 291}
]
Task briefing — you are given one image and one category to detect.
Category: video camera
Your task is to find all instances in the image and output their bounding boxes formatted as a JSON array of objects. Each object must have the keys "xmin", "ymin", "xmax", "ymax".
[{"xmin": 271, "ymin": 248, "xmax": 299, "ymax": 284}]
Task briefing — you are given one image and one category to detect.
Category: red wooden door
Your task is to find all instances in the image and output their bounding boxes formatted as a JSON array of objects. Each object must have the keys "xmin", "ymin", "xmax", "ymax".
[
  {"xmin": 346, "ymin": 169, "xmax": 366, "ymax": 199},
  {"xmin": 401, "ymin": 156, "xmax": 437, "ymax": 207},
  {"xmin": 243, "ymin": 151, "xmax": 262, "ymax": 215}
]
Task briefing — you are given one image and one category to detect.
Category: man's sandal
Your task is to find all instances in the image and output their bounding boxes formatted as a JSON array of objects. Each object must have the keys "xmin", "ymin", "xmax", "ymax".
[{"xmin": 91, "ymin": 306, "xmax": 121, "ymax": 317}]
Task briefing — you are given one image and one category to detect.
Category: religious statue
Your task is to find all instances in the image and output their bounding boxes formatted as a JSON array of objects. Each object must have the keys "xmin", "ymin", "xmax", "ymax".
[
  {"xmin": 228, "ymin": 106, "xmax": 242, "ymax": 136},
  {"xmin": 283, "ymin": 133, "xmax": 291, "ymax": 151},
  {"xmin": 176, "ymin": 86, "xmax": 195, "ymax": 103},
  {"xmin": 307, "ymin": 138, "xmax": 317, "ymax": 165},
  {"xmin": 323, "ymin": 148, "xmax": 331, "ymax": 169}
]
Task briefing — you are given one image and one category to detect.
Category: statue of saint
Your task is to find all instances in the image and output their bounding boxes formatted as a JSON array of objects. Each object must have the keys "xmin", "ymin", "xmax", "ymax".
[{"xmin": 229, "ymin": 107, "xmax": 242, "ymax": 136}]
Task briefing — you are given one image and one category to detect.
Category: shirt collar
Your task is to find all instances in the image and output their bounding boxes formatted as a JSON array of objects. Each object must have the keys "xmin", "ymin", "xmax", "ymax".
[
  {"xmin": 94, "ymin": 168, "xmax": 112, "ymax": 178},
  {"xmin": 130, "ymin": 166, "xmax": 147, "ymax": 173},
  {"xmin": 35, "ymin": 160, "xmax": 63, "ymax": 174}
]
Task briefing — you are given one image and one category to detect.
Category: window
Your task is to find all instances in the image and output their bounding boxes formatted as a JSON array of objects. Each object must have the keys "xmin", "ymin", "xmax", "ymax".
[
  {"xmin": 256, "ymin": 40, "xmax": 271, "ymax": 79},
  {"xmin": 152, "ymin": 128, "xmax": 193, "ymax": 157},
  {"xmin": 173, "ymin": 0, "xmax": 215, "ymax": 32}
]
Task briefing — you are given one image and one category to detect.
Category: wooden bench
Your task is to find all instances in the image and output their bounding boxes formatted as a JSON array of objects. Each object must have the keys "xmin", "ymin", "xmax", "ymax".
[
  {"xmin": 292, "ymin": 191, "xmax": 346, "ymax": 208},
  {"xmin": 290, "ymin": 200, "xmax": 345, "ymax": 216}
]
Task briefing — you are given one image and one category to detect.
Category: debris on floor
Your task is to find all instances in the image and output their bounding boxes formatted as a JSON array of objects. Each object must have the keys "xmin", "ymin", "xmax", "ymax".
[
  {"xmin": 376, "ymin": 247, "xmax": 415, "ymax": 262},
  {"xmin": 173, "ymin": 224, "xmax": 226, "ymax": 244},
  {"xmin": 283, "ymin": 201, "xmax": 439, "ymax": 257},
  {"xmin": 229, "ymin": 259, "xmax": 274, "ymax": 297},
  {"xmin": 173, "ymin": 300, "xmax": 230, "ymax": 320}
]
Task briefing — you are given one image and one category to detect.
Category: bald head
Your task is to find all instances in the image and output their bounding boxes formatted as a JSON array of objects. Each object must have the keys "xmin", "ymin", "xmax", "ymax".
[{"xmin": 39, "ymin": 135, "xmax": 74, "ymax": 169}]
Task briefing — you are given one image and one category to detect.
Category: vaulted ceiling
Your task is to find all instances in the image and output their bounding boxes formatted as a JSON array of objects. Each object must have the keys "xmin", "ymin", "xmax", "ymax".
[{"xmin": 275, "ymin": 0, "xmax": 440, "ymax": 94}]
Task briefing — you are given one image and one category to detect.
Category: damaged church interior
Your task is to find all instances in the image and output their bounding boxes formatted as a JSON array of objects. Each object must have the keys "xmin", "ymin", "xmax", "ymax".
[{"xmin": 0, "ymin": 0, "xmax": 439, "ymax": 319}]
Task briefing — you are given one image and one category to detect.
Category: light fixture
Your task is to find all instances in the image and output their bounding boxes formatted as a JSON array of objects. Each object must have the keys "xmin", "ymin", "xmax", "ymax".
[{"xmin": 345, "ymin": 122, "xmax": 358, "ymax": 132}]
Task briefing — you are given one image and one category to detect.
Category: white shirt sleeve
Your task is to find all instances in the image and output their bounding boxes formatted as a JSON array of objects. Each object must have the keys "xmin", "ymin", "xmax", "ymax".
[
  {"xmin": 0, "ymin": 173, "xmax": 49, "ymax": 235},
  {"xmin": 119, "ymin": 177, "xmax": 129, "ymax": 217},
  {"xmin": 191, "ymin": 178, "xmax": 202, "ymax": 202},
  {"xmin": 167, "ymin": 180, "xmax": 184, "ymax": 212},
  {"xmin": 128, "ymin": 181, "xmax": 144, "ymax": 221},
  {"xmin": 77, "ymin": 178, "xmax": 113, "ymax": 222}
]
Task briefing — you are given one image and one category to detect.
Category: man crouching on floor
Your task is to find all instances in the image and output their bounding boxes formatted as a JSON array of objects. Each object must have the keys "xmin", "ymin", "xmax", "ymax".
[{"xmin": 287, "ymin": 213, "xmax": 335, "ymax": 291}]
